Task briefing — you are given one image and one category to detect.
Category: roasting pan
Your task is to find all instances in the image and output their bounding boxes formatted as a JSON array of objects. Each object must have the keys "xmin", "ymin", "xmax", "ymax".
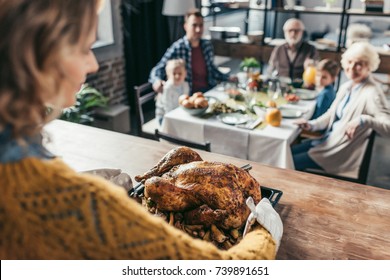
[{"xmin": 260, "ymin": 186, "xmax": 283, "ymax": 208}]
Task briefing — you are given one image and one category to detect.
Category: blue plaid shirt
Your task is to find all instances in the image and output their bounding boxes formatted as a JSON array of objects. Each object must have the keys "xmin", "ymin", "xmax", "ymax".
[{"xmin": 149, "ymin": 36, "xmax": 228, "ymax": 93}]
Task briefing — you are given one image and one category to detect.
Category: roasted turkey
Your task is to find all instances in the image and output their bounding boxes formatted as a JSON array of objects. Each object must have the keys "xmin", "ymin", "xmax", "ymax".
[
  {"xmin": 135, "ymin": 147, "xmax": 261, "ymax": 230},
  {"xmin": 135, "ymin": 146, "xmax": 202, "ymax": 182}
]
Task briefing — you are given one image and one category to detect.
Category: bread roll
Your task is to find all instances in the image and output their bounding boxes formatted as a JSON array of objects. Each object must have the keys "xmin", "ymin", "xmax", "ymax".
[
  {"xmin": 194, "ymin": 97, "xmax": 208, "ymax": 108},
  {"xmin": 188, "ymin": 95, "xmax": 197, "ymax": 104},
  {"xmin": 193, "ymin": 92, "xmax": 204, "ymax": 98},
  {"xmin": 178, "ymin": 94, "xmax": 189, "ymax": 105},
  {"xmin": 181, "ymin": 99, "xmax": 194, "ymax": 108}
]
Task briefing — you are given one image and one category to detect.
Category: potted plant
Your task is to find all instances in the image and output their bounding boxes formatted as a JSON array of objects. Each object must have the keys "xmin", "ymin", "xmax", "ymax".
[
  {"xmin": 240, "ymin": 57, "xmax": 261, "ymax": 73},
  {"xmin": 60, "ymin": 84, "xmax": 108, "ymax": 125},
  {"xmin": 240, "ymin": 57, "xmax": 261, "ymax": 90}
]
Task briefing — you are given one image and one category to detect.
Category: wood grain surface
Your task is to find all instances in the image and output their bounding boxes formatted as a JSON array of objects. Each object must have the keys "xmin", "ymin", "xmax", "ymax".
[{"xmin": 45, "ymin": 120, "xmax": 390, "ymax": 260}]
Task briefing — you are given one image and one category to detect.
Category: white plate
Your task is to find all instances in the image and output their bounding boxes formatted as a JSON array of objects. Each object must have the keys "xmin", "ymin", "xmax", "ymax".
[
  {"xmin": 295, "ymin": 88, "xmax": 318, "ymax": 100},
  {"xmin": 280, "ymin": 108, "xmax": 303, "ymax": 118},
  {"xmin": 218, "ymin": 113, "xmax": 251, "ymax": 125}
]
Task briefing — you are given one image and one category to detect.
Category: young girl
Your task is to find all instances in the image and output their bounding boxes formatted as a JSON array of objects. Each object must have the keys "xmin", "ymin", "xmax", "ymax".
[
  {"xmin": 311, "ymin": 59, "xmax": 340, "ymax": 120},
  {"xmin": 155, "ymin": 59, "xmax": 189, "ymax": 124}
]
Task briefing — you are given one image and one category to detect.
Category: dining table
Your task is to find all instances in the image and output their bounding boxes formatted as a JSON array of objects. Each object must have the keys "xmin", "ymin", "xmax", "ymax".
[
  {"xmin": 44, "ymin": 120, "xmax": 390, "ymax": 259},
  {"xmin": 161, "ymin": 87, "xmax": 317, "ymax": 169}
]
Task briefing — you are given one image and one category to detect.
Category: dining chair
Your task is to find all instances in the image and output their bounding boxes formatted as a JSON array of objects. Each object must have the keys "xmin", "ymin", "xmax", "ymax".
[
  {"xmin": 134, "ymin": 82, "xmax": 159, "ymax": 140},
  {"xmin": 305, "ymin": 131, "xmax": 376, "ymax": 184},
  {"xmin": 154, "ymin": 129, "xmax": 211, "ymax": 152}
]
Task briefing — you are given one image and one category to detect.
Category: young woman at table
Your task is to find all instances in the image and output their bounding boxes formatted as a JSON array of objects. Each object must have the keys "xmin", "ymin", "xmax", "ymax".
[
  {"xmin": 0, "ymin": 0, "xmax": 282, "ymax": 259},
  {"xmin": 293, "ymin": 42, "xmax": 390, "ymax": 172}
]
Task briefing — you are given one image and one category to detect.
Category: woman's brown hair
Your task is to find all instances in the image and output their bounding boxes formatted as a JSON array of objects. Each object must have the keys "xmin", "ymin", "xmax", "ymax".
[{"xmin": 0, "ymin": 0, "xmax": 102, "ymax": 138}]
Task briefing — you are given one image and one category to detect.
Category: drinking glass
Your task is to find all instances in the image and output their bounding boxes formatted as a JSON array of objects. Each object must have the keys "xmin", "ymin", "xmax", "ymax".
[
  {"xmin": 243, "ymin": 91, "xmax": 253, "ymax": 108},
  {"xmin": 268, "ymin": 80, "xmax": 281, "ymax": 100}
]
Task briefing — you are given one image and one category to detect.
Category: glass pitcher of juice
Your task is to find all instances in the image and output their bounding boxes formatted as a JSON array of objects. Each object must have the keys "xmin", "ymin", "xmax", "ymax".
[{"xmin": 303, "ymin": 60, "xmax": 316, "ymax": 89}]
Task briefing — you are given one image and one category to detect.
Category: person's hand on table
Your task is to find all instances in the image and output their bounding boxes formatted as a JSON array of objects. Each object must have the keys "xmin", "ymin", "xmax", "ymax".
[
  {"xmin": 152, "ymin": 80, "xmax": 165, "ymax": 93},
  {"xmin": 294, "ymin": 118, "xmax": 312, "ymax": 130},
  {"xmin": 345, "ymin": 117, "xmax": 363, "ymax": 139},
  {"xmin": 244, "ymin": 197, "xmax": 283, "ymax": 251}
]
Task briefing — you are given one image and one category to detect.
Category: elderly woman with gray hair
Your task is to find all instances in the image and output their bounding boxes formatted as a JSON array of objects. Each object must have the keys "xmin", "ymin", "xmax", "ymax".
[{"xmin": 293, "ymin": 42, "xmax": 390, "ymax": 174}]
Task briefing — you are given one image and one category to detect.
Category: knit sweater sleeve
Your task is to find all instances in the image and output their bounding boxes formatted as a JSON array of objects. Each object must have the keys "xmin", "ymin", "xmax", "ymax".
[{"xmin": 0, "ymin": 157, "xmax": 276, "ymax": 260}]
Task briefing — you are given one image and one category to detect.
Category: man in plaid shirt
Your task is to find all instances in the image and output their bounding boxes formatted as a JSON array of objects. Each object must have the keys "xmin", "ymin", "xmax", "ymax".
[{"xmin": 149, "ymin": 9, "xmax": 235, "ymax": 94}]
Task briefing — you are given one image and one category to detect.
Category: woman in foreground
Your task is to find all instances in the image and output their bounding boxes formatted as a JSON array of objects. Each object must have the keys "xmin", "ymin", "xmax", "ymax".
[{"xmin": 0, "ymin": 0, "xmax": 281, "ymax": 259}]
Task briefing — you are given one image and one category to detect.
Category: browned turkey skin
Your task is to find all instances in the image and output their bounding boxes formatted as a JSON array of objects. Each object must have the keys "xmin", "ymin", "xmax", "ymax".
[
  {"xmin": 135, "ymin": 146, "xmax": 202, "ymax": 182},
  {"xmin": 136, "ymin": 147, "xmax": 261, "ymax": 230}
]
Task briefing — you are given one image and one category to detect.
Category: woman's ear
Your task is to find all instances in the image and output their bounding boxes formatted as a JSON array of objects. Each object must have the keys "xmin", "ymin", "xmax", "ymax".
[{"xmin": 97, "ymin": 0, "xmax": 105, "ymax": 13}]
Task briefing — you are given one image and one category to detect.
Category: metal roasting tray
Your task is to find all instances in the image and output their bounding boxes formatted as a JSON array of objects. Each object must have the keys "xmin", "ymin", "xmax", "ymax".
[{"xmin": 260, "ymin": 186, "xmax": 283, "ymax": 208}]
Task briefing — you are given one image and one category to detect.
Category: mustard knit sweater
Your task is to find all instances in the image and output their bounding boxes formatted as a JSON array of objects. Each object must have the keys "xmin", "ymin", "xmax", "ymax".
[{"xmin": 0, "ymin": 157, "xmax": 276, "ymax": 259}]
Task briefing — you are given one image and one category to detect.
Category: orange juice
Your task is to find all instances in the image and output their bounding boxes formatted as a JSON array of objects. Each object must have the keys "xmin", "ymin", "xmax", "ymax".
[{"xmin": 303, "ymin": 66, "xmax": 316, "ymax": 87}]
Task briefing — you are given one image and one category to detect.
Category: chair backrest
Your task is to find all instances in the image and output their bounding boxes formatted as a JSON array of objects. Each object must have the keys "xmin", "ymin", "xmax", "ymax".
[
  {"xmin": 155, "ymin": 129, "xmax": 211, "ymax": 152},
  {"xmin": 134, "ymin": 82, "xmax": 156, "ymax": 138},
  {"xmin": 306, "ymin": 131, "xmax": 376, "ymax": 184},
  {"xmin": 357, "ymin": 130, "xmax": 376, "ymax": 184}
]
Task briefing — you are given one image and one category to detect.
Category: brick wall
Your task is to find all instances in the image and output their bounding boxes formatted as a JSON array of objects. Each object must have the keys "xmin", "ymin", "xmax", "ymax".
[{"xmin": 86, "ymin": 56, "xmax": 127, "ymax": 105}]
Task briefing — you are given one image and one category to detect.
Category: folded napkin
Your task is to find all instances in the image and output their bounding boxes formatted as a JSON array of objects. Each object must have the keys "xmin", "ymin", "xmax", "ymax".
[{"xmin": 82, "ymin": 168, "xmax": 133, "ymax": 191}]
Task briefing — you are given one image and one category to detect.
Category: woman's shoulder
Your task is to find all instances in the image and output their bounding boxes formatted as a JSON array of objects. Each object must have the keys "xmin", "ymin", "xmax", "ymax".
[
  {"xmin": 20, "ymin": 157, "xmax": 127, "ymax": 194},
  {"xmin": 1, "ymin": 156, "xmax": 129, "ymax": 208},
  {"xmin": 366, "ymin": 76, "xmax": 383, "ymax": 89},
  {"xmin": 360, "ymin": 77, "xmax": 384, "ymax": 98}
]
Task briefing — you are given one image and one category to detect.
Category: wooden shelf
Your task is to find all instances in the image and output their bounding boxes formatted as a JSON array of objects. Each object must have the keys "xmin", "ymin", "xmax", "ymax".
[
  {"xmin": 206, "ymin": 0, "xmax": 390, "ymax": 73},
  {"xmin": 273, "ymin": 7, "xmax": 343, "ymax": 14},
  {"xmin": 211, "ymin": 39, "xmax": 390, "ymax": 74},
  {"xmin": 347, "ymin": 8, "xmax": 390, "ymax": 16}
]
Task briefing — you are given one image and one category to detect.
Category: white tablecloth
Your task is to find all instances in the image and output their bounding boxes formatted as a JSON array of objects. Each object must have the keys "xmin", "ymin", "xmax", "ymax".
[{"xmin": 162, "ymin": 89, "xmax": 316, "ymax": 169}]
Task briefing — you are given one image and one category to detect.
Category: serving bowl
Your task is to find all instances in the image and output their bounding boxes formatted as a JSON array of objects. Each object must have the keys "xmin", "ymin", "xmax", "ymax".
[{"xmin": 181, "ymin": 105, "xmax": 209, "ymax": 116}]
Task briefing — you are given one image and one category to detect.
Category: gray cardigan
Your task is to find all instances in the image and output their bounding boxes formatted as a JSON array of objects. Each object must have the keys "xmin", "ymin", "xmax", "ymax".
[
  {"xmin": 309, "ymin": 76, "xmax": 390, "ymax": 173},
  {"xmin": 267, "ymin": 41, "xmax": 319, "ymax": 80}
]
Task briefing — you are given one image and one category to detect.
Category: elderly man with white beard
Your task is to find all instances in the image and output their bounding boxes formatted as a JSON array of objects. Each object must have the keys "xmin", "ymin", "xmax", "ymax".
[{"xmin": 267, "ymin": 18, "xmax": 319, "ymax": 81}]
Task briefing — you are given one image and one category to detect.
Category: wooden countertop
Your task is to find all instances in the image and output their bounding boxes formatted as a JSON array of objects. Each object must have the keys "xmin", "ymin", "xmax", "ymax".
[{"xmin": 45, "ymin": 120, "xmax": 390, "ymax": 260}]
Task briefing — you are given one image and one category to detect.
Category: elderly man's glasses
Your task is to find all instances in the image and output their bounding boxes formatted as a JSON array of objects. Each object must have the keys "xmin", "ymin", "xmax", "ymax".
[{"xmin": 286, "ymin": 28, "xmax": 302, "ymax": 33}]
